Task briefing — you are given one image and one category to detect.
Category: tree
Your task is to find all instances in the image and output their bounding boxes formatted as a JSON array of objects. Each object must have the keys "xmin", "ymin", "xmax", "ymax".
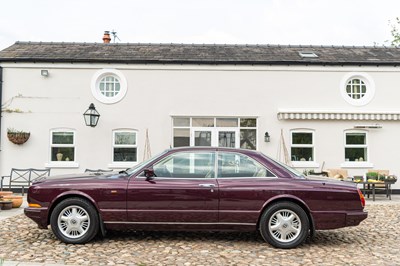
[{"xmin": 389, "ymin": 17, "xmax": 400, "ymax": 46}]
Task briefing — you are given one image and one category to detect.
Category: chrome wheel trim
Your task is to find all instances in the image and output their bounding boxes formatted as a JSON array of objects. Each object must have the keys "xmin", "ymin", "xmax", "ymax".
[
  {"xmin": 57, "ymin": 205, "xmax": 90, "ymax": 239},
  {"xmin": 268, "ymin": 208, "xmax": 301, "ymax": 243}
]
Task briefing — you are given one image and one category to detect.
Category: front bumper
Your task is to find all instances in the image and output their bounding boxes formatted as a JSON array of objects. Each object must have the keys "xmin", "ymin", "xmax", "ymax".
[{"xmin": 24, "ymin": 207, "xmax": 49, "ymax": 229}]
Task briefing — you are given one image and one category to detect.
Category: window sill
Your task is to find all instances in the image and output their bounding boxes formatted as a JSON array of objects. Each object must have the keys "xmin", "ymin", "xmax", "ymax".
[
  {"xmin": 108, "ymin": 162, "xmax": 137, "ymax": 169},
  {"xmin": 340, "ymin": 162, "xmax": 374, "ymax": 168},
  {"xmin": 291, "ymin": 162, "xmax": 320, "ymax": 168},
  {"xmin": 45, "ymin": 162, "xmax": 80, "ymax": 169}
]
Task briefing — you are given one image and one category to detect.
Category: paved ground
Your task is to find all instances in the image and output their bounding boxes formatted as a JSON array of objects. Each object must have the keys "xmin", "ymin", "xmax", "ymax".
[{"xmin": 0, "ymin": 196, "xmax": 399, "ymax": 266}]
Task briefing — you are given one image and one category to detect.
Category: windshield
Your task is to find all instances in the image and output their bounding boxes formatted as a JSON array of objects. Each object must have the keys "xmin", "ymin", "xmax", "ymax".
[{"xmin": 125, "ymin": 149, "xmax": 169, "ymax": 175}]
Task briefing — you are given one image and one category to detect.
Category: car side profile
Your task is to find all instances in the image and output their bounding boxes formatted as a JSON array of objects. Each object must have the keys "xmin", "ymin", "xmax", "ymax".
[{"xmin": 24, "ymin": 147, "xmax": 367, "ymax": 248}]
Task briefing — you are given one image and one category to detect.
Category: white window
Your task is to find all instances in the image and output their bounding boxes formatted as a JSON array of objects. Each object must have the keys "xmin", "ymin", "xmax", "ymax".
[
  {"xmin": 340, "ymin": 73, "xmax": 375, "ymax": 106},
  {"xmin": 112, "ymin": 130, "xmax": 138, "ymax": 163},
  {"xmin": 46, "ymin": 130, "xmax": 79, "ymax": 168},
  {"xmin": 91, "ymin": 69, "xmax": 127, "ymax": 104},
  {"xmin": 290, "ymin": 130, "xmax": 318, "ymax": 168},
  {"xmin": 344, "ymin": 131, "xmax": 367, "ymax": 162},
  {"xmin": 172, "ymin": 117, "xmax": 257, "ymax": 150},
  {"xmin": 341, "ymin": 130, "xmax": 373, "ymax": 168}
]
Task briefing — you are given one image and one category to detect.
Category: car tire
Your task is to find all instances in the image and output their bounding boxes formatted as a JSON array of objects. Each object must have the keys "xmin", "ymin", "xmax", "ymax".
[
  {"xmin": 50, "ymin": 197, "xmax": 99, "ymax": 244},
  {"xmin": 259, "ymin": 201, "xmax": 309, "ymax": 249}
]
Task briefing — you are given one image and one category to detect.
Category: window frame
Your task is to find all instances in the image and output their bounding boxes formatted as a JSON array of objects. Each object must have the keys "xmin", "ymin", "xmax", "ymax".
[
  {"xmin": 109, "ymin": 129, "xmax": 138, "ymax": 168},
  {"xmin": 91, "ymin": 68, "xmax": 128, "ymax": 104},
  {"xmin": 171, "ymin": 117, "xmax": 258, "ymax": 150},
  {"xmin": 290, "ymin": 129, "xmax": 319, "ymax": 168},
  {"xmin": 340, "ymin": 72, "xmax": 375, "ymax": 106},
  {"xmin": 341, "ymin": 130, "xmax": 373, "ymax": 168},
  {"xmin": 45, "ymin": 129, "xmax": 79, "ymax": 168}
]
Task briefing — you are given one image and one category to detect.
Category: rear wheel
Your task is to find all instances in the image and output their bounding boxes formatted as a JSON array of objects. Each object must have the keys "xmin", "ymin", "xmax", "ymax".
[
  {"xmin": 259, "ymin": 201, "xmax": 309, "ymax": 249},
  {"xmin": 50, "ymin": 197, "xmax": 99, "ymax": 244}
]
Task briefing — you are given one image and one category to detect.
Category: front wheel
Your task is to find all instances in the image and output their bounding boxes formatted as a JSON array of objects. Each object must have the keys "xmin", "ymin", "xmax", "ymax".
[
  {"xmin": 259, "ymin": 201, "xmax": 309, "ymax": 249},
  {"xmin": 50, "ymin": 197, "xmax": 99, "ymax": 244}
]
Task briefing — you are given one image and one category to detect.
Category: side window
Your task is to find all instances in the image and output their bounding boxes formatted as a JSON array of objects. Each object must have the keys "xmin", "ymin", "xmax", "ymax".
[
  {"xmin": 218, "ymin": 152, "xmax": 274, "ymax": 178},
  {"xmin": 153, "ymin": 152, "xmax": 215, "ymax": 178}
]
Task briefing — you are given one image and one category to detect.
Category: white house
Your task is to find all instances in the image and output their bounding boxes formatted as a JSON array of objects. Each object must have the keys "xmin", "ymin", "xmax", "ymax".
[{"xmin": 1, "ymin": 36, "xmax": 400, "ymax": 191}]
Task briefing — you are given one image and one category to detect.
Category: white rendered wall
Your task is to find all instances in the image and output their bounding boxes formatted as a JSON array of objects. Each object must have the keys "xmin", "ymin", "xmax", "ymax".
[{"xmin": 1, "ymin": 63, "xmax": 399, "ymax": 189}]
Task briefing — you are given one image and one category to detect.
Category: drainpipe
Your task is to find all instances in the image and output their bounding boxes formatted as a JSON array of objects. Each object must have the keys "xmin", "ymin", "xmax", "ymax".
[{"xmin": 0, "ymin": 66, "xmax": 2, "ymax": 148}]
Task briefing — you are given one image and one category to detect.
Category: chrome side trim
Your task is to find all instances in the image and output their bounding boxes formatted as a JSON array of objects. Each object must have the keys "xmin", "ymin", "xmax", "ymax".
[{"xmin": 104, "ymin": 221, "xmax": 256, "ymax": 226}]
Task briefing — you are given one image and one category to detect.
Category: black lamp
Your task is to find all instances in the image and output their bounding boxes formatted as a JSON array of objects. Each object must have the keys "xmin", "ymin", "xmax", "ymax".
[
  {"xmin": 264, "ymin": 132, "xmax": 270, "ymax": 142},
  {"xmin": 83, "ymin": 103, "xmax": 100, "ymax": 127}
]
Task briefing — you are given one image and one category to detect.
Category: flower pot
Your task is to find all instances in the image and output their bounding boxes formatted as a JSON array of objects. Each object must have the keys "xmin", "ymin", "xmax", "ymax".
[
  {"xmin": 0, "ymin": 191, "xmax": 13, "ymax": 197},
  {"xmin": 0, "ymin": 201, "xmax": 13, "ymax": 210},
  {"xmin": 7, "ymin": 132, "xmax": 30, "ymax": 145},
  {"xmin": 2, "ymin": 195, "xmax": 23, "ymax": 208}
]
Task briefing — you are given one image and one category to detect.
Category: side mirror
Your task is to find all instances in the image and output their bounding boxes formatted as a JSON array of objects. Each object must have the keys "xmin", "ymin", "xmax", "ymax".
[{"xmin": 144, "ymin": 168, "xmax": 155, "ymax": 181}]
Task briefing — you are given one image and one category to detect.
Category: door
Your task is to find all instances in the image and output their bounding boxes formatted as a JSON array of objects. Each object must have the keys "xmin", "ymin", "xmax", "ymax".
[
  {"xmin": 191, "ymin": 128, "xmax": 239, "ymax": 148},
  {"xmin": 216, "ymin": 151, "xmax": 277, "ymax": 224},
  {"xmin": 217, "ymin": 128, "xmax": 239, "ymax": 148},
  {"xmin": 127, "ymin": 151, "xmax": 218, "ymax": 223}
]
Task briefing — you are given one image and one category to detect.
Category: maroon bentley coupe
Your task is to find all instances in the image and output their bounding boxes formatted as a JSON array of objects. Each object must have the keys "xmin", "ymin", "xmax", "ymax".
[{"xmin": 25, "ymin": 147, "xmax": 367, "ymax": 248}]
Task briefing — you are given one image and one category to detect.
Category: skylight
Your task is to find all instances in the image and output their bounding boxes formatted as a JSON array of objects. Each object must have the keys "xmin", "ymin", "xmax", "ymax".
[{"xmin": 298, "ymin": 51, "xmax": 318, "ymax": 58}]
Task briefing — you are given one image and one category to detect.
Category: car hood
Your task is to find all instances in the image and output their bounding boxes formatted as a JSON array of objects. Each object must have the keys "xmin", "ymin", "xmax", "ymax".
[{"xmin": 32, "ymin": 172, "xmax": 124, "ymax": 184}]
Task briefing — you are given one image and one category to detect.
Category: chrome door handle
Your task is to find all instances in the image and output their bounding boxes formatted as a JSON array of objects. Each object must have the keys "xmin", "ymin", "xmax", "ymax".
[{"xmin": 199, "ymin": 184, "xmax": 216, "ymax": 188}]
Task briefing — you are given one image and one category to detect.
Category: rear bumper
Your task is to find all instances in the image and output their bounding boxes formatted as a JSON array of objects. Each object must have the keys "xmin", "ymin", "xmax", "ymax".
[
  {"xmin": 24, "ymin": 207, "xmax": 48, "ymax": 229},
  {"xmin": 312, "ymin": 210, "xmax": 368, "ymax": 230},
  {"xmin": 346, "ymin": 211, "xmax": 368, "ymax": 226}
]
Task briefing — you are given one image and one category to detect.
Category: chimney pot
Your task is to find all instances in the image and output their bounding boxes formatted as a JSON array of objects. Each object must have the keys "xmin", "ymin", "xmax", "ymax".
[{"xmin": 103, "ymin": 31, "xmax": 111, "ymax": 44}]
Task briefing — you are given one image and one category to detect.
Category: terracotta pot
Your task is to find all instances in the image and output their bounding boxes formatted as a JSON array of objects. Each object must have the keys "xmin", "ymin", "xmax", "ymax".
[
  {"xmin": 0, "ymin": 191, "xmax": 13, "ymax": 197},
  {"xmin": 2, "ymin": 195, "xmax": 23, "ymax": 208},
  {"xmin": 0, "ymin": 201, "xmax": 13, "ymax": 210}
]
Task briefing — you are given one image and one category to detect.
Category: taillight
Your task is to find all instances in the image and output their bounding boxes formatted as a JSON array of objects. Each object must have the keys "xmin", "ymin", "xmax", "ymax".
[{"xmin": 358, "ymin": 188, "xmax": 365, "ymax": 207}]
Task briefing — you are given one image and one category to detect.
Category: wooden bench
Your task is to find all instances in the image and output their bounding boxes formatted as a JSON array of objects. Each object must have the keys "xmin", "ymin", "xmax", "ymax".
[
  {"xmin": 84, "ymin": 169, "xmax": 113, "ymax": 175},
  {"xmin": 1, "ymin": 168, "xmax": 51, "ymax": 195}
]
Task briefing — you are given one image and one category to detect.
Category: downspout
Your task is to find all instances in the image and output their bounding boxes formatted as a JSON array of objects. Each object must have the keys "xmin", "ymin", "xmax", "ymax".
[{"xmin": 0, "ymin": 66, "xmax": 2, "ymax": 149}]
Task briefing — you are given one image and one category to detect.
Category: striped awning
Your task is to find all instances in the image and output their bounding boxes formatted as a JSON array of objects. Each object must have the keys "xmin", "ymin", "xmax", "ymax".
[{"xmin": 277, "ymin": 110, "xmax": 400, "ymax": 121}]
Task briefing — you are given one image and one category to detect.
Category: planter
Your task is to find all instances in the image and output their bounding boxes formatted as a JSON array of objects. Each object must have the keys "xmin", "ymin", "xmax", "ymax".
[
  {"xmin": 7, "ymin": 132, "xmax": 30, "ymax": 145},
  {"xmin": 0, "ymin": 191, "xmax": 13, "ymax": 197},
  {"xmin": 0, "ymin": 200, "xmax": 13, "ymax": 210},
  {"xmin": 2, "ymin": 195, "xmax": 23, "ymax": 208}
]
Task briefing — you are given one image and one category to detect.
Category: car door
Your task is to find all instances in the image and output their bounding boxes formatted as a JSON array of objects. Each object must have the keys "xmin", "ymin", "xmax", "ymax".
[
  {"xmin": 127, "ymin": 150, "xmax": 218, "ymax": 223},
  {"xmin": 216, "ymin": 151, "xmax": 278, "ymax": 225}
]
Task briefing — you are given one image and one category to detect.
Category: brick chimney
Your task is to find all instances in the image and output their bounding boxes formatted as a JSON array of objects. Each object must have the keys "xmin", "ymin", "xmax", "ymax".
[{"xmin": 102, "ymin": 31, "xmax": 111, "ymax": 43}]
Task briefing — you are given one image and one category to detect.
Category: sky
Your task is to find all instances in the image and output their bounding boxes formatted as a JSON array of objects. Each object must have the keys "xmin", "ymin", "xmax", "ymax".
[{"xmin": 0, "ymin": 0, "xmax": 400, "ymax": 50}]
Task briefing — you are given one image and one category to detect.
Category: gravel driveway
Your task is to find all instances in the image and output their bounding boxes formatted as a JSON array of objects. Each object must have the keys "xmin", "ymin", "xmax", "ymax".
[{"xmin": 0, "ymin": 203, "xmax": 399, "ymax": 266}]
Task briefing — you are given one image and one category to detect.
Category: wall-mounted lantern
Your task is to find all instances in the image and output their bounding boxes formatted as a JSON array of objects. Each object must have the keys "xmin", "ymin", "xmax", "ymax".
[
  {"xmin": 264, "ymin": 132, "xmax": 271, "ymax": 142},
  {"xmin": 83, "ymin": 103, "xmax": 100, "ymax": 127}
]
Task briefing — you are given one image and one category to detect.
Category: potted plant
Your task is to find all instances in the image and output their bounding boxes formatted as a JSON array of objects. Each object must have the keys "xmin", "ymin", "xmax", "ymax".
[
  {"xmin": 366, "ymin": 172, "xmax": 378, "ymax": 181},
  {"xmin": 0, "ymin": 198, "xmax": 13, "ymax": 210},
  {"xmin": 2, "ymin": 195, "xmax": 23, "ymax": 208},
  {"xmin": 7, "ymin": 128, "xmax": 30, "ymax": 145}
]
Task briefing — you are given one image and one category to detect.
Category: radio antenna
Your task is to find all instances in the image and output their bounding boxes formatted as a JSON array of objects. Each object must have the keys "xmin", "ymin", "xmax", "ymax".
[{"xmin": 111, "ymin": 30, "xmax": 121, "ymax": 43}]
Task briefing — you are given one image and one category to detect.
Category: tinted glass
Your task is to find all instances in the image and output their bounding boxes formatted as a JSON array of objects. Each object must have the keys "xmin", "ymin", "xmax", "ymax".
[
  {"xmin": 292, "ymin": 133, "xmax": 312, "ymax": 145},
  {"xmin": 218, "ymin": 152, "xmax": 273, "ymax": 178},
  {"xmin": 114, "ymin": 148, "xmax": 137, "ymax": 162},
  {"xmin": 153, "ymin": 152, "xmax": 215, "ymax": 178}
]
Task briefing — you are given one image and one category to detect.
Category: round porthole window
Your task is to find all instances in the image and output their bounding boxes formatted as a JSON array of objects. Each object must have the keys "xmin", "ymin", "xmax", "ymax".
[
  {"xmin": 91, "ymin": 69, "xmax": 127, "ymax": 104},
  {"xmin": 340, "ymin": 73, "xmax": 375, "ymax": 106}
]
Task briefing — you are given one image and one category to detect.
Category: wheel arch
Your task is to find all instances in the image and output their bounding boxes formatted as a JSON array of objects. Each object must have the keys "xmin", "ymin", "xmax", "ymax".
[
  {"xmin": 257, "ymin": 195, "xmax": 315, "ymax": 235},
  {"xmin": 47, "ymin": 191, "xmax": 101, "ymax": 226}
]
